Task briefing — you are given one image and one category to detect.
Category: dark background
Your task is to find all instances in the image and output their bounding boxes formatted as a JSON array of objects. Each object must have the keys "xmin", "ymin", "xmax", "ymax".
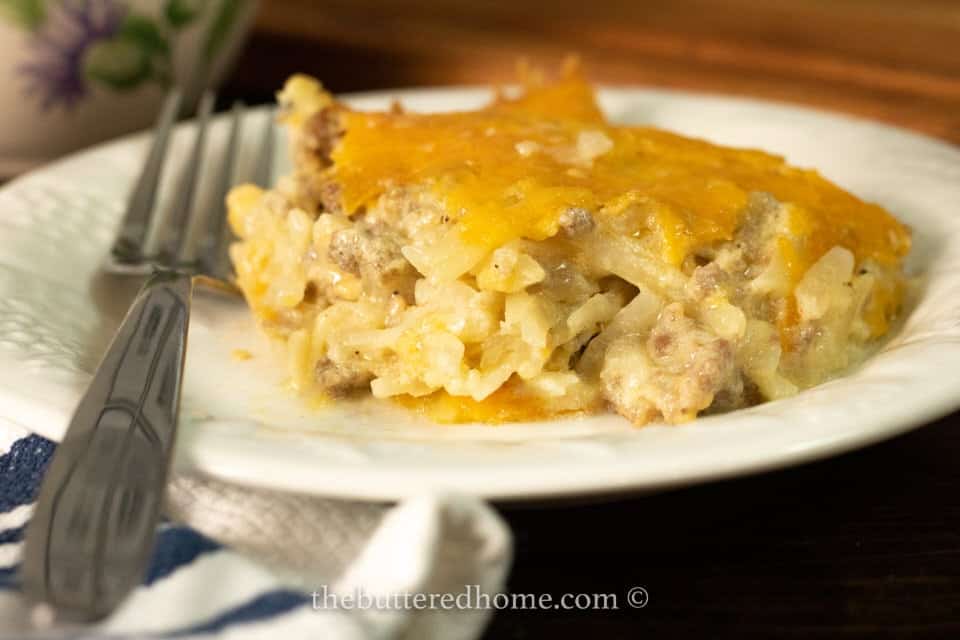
[{"xmin": 224, "ymin": 1, "xmax": 960, "ymax": 637}]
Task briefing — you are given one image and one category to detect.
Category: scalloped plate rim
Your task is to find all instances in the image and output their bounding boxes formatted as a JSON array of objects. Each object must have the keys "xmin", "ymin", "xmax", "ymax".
[{"xmin": 1, "ymin": 85, "xmax": 959, "ymax": 502}]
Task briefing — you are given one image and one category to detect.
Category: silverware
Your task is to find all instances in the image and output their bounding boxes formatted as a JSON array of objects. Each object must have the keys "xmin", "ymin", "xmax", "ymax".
[{"xmin": 20, "ymin": 91, "xmax": 275, "ymax": 624}]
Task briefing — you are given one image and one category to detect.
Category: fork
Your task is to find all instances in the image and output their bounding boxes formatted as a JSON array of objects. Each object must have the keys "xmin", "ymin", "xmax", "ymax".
[{"xmin": 19, "ymin": 90, "xmax": 275, "ymax": 624}]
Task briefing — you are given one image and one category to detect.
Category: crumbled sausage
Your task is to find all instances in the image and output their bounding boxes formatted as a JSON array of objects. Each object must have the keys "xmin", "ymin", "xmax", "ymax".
[
  {"xmin": 364, "ymin": 185, "xmax": 452, "ymax": 238},
  {"xmin": 318, "ymin": 180, "xmax": 343, "ymax": 215},
  {"xmin": 328, "ymin": 226, "xmax": 414, "ymax": 301},
  {"xmin": 558, "ymin": 207, "xmax": 595, "ymax": 237},
  {"xmin": 685, "ymin": 261, "xmax": 729, "ymax": 300},
  {"xmin": 328, "ymin": 229, "xmax": 362, "ymax": 274},
  {"xmin": 651, "ymin": 331, "xmax": 673, "ymax": 356},
  {"xmin": 303, "ymin": 107, "xmax": 344, "ymax": 166},
  {"xmin": 329, "ymin": 228, "xmax": 404, "ymax": 274},
  {"xmin": 315, "ymin": 357, "xmax": 372, "ymax": 397},
  {"xmin": 291, "ymin": 172, "xmax": 343, "ymax": 215},
  {"xmin": 601, "ymin": 303, "xmax": 741, "ymax": 424}
]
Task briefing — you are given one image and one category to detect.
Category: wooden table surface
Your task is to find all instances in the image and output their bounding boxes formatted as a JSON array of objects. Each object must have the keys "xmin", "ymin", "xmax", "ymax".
[
  {"xmin": 223, "ymin": 2, "xmax": 960, "ymax": 637},
  {"xmin": 230, "ymin": 0, "xmax": 960, "ymax": 144}
]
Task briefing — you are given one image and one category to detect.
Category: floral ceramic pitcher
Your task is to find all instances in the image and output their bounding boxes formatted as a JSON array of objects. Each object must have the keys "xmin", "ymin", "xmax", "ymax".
[{"xmin": 0, "ymin": 0, "xmax": 258, "ymax": 176}]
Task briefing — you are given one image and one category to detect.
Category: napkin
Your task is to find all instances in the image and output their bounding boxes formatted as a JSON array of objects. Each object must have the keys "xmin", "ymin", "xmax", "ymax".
[{"xmin": 0, "ymin": 421, "xmax": 512, "ymax": 639}]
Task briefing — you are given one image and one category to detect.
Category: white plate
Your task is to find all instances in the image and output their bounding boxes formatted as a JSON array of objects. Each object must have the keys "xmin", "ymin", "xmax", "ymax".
[{"xmin": 1, "ymin": 87, "xmax": 959, "ymax": 502}]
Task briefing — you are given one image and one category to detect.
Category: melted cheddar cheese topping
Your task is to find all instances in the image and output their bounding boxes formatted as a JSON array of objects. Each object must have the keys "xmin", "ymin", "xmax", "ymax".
[
  {"xmin": 330, "ymin": 72, "xmax": 910, "ymax": 276},
  {"xmin": 395, "ymin": 386, "xmax": 568, "ymax": 424}
]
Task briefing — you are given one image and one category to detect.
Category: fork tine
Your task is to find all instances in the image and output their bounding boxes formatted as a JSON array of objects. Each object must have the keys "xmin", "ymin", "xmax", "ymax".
[
  {"xmin": 152, "ymin": 91, "xmax": 216, "ymax": 265},
  {"xmin": 209, "ymin": 107, "xmax": 277, "ymax": 281},
  {"xmin": 251, "ymin": 108, "xmax": 276, "ymax": 187},
  {"xmin": 189, "ymin": 101, "xmax": 244, "ymax": 275},
  {"xmin": 111, "ymin": 90, "xmax": 182, "ymax": 265}
]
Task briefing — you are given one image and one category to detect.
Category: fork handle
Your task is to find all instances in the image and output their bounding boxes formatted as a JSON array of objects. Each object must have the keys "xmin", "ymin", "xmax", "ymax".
[{"xmin": 22, "ymin": 270, "xmax": 192, "ymax": 622}]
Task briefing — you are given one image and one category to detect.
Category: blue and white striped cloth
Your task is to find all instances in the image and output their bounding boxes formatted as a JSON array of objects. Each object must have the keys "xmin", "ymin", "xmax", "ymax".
[{"xmin": 0, "ymin": 423, "xmax": 512, "ymax": 639}]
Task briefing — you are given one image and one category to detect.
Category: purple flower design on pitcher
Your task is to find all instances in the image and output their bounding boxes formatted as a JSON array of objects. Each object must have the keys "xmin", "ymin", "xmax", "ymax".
[
  {"xmin": 19, "ymin": 0, "xmax": 128, "ymax": 110},
  {"xmin": 9, "ymin": 0, "xmax": 247, "ymax": 111}
]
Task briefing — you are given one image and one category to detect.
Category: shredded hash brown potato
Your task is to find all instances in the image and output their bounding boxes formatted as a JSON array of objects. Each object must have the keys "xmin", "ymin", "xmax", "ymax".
[{"xmin": 228, "ymin": 66, "xmax": 911, "ymax": 425}]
